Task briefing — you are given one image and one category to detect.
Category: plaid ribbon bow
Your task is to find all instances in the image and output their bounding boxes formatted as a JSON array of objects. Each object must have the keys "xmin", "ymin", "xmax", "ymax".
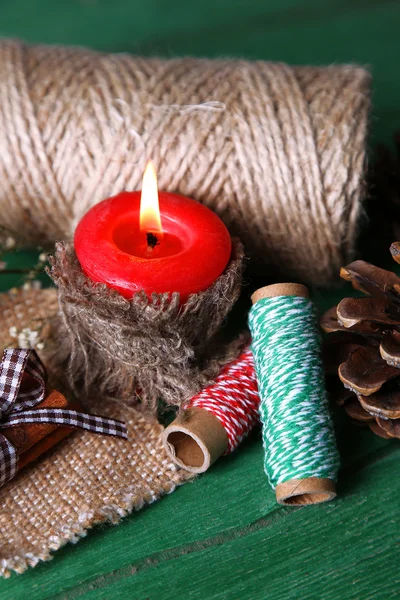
[{"xmin": 0, "ymin": 348, "xmax": 128, "ymax": 488}]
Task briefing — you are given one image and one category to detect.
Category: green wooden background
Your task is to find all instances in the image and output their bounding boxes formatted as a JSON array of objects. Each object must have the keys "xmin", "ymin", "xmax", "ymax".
[{"xmin": 1, "ymin": 1, "xmax": 400, "ymax": 598}]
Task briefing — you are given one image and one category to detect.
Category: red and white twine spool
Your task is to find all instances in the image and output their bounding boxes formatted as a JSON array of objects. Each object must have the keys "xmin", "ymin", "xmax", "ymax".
[{"xmin": 186, "ymin": 348, "xmax": 260, "ymax": 453}]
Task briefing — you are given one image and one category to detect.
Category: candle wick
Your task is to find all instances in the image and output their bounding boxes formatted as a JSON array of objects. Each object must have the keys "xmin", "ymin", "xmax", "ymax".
[{"xmin": 146, "ymin": 232, "xmax": 160, "ymax": 251}]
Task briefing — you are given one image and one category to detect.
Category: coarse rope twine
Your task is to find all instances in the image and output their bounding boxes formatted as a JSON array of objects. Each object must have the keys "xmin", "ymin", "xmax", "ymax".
[
  {"xmin": 0, "ymin": 40, "xmax": 370, "ymax": 286},
  {"xmin": 248, "ymin": 295, "xmax": 340, "ymax": 489}
]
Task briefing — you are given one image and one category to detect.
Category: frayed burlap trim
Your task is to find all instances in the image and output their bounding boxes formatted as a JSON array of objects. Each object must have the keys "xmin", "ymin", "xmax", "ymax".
[
  {"xmin": 49, "ymin": 239, "xmax": 244, "ymax": 413},
  {"xmin": 0, "ymin": 288, "xmax": 193, "ymax": 578}
]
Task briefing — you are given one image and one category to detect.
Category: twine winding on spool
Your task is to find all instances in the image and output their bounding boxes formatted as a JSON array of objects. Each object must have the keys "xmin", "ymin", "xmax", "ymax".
[
  {"xmin": 249, "ymin": 284, "xmax": 340, "ymax": 505},
  {"xmin": 163, "ymin": 348, "xmax": 260, "ymax": 473},
  {"xmin": 0, "ymin": 40, "xmax": 370, "ymax": 285}
]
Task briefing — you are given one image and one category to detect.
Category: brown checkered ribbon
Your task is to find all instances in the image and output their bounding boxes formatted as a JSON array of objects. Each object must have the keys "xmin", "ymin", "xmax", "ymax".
[{"xmin": 0, "ymin": 348, "xmax": 128, "ymax": 487}]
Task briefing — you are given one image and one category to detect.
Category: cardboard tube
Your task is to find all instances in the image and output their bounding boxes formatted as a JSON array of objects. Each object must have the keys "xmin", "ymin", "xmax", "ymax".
[
  {"xmin": 251, "ymin": 282, "xmax": 337, "ymax": 506},
  {"xmin": 251, "ymin": 283, "xmax": 309, "ymax": 304},
  {"xmin": 162, "ymin": 408, "xmax": 228, "ymax": 473},
  {"xmin": 275, "ymin": 478, "xmax": 336, "ymax": 506}
]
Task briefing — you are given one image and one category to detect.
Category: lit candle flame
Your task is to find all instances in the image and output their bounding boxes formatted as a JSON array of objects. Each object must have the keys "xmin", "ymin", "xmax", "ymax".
[{"xmin": 140, "ymin": 161, "xmax": 163, "ymax": 243}]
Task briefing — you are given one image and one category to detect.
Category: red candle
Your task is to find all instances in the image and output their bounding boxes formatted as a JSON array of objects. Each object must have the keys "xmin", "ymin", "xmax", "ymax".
[{"xmin": 74, "ymin": 162, "xmax": 232, "ymax": 303}]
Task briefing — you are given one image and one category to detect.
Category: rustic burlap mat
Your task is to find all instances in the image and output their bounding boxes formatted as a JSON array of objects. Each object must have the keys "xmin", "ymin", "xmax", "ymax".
[{"xmin": 0, "ymin": 288, "xmax": 191, "ymax": 578}]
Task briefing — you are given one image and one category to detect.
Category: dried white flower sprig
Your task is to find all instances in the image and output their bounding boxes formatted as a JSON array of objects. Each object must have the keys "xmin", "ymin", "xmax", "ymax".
[{"xmin": 9, "ymin": 326, "xmax": 45, "ymax": 350}]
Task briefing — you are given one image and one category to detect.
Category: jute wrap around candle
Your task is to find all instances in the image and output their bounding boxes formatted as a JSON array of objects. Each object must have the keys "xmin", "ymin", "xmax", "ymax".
[
  {"xmin": 49, "ymin": 240, "xmax": 244, "ymax": 410},
  {"xmin": 249, "ymin": 284, "xmax": 339, "ymax": 505},
  {"xmin": 0, "ymin": 40, "xmax": 370, "ymax": 286}
]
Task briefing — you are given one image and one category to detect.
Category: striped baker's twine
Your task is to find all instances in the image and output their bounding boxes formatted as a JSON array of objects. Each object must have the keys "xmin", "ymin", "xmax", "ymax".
[
  {"xmin": 187, "ymin": 348, "xmax": 259, "ymax": 453},
  {"xmin": 248, "ymin": 296, "xmax": 339, "ymax": 488}
]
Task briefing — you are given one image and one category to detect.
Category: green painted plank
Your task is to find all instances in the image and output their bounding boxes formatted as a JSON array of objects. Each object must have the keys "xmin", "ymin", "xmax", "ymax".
[
  {"xmin": 0, "ymin": 0, "xmax": 335, "ymax": 50},
  {"xmin": 0, "ymin": 417, "xmax": 392, "ymax": 599},
  {"xmin": 68, "ymin": 444, "xmax": 400, "ymax": 600},
  {"xmin": 0, "ymin": 249, "xmax": 50, "ymax": 291}
]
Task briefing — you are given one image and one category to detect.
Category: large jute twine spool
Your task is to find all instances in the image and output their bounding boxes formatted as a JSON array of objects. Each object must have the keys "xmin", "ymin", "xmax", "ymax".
[{"xmin": 0, "ymin": 40, "xmax": 370, "ymax": 285}]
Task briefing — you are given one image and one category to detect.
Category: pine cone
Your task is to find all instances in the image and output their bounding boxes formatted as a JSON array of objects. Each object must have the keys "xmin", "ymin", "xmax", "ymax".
[{"xmin": 321, "ymin": 243, "xmax": 400, "ymax": 439}]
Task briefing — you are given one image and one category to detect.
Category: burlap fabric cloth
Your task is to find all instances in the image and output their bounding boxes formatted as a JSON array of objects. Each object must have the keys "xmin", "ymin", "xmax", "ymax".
[{"xmin": 0, "ymin": 288, "xmax": 192, "ymax": 578}]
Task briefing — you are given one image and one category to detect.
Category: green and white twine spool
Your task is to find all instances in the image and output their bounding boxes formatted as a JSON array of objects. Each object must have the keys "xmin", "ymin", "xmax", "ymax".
[{"xmin": 248, "ymin": 284, "xmax": 339, "ymax": 505}]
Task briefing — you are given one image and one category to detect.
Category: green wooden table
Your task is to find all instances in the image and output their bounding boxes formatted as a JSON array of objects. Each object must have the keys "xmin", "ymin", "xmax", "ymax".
[{"xmin": 1, "ymin": 1, "xmax": 400, "ymax": 598}]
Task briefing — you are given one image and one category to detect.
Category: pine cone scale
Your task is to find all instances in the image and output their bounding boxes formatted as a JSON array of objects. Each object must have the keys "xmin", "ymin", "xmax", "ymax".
[
  {"xmin": 344, "ymin": 397, "xmax": 374, "ymax": 422},
  {"xmin": 358, "ymin": 385, "xmax": 400, "ymax": 419},
  {"xmin": 369, "ymin": 420, "xmax": 392, "ymax": 439},
  {"xmin": 340, "ymin": 260, "xmax": 400, "ymax": 297},
  {"xmin": 390, "ymin": 242, "xmax": 400, "ymax": 264},
  {"xmin": 321, "ymin": 306, "xmax": 383, "ymax": 337},
  {"xmin": 380, "ymin": 331, "xmax": 400, "ymax": 366},
  {"xmin": 323, "ymin": 332, "xmax": 371, "ymax": 375},
  {"xmin": 338, "ymin": 346, "xmax": 399, "ymax": 396},
  {"xmin": 338, "ymin": 296, "xmax": 400, "ymax": 328},
  {"xmin": 376, "ymin": 417, "xmax": 400, "ymax": 438}
]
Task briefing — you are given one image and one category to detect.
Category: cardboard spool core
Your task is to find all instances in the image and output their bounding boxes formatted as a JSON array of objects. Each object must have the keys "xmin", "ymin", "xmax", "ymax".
[
  {"xmin": 251, "ymin": 282, "xmax": 309, "ymax": 304},
  {"xmin": 162, "ymin": 408, "xmax": 228, "ymax": 474},
  {"xmin": 251, "ymin": 282, "xmax": 337, "ymax": 506},
  {"xmin": 275, "ymin": 478, "xmax": 336, "ymax": 506}
]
